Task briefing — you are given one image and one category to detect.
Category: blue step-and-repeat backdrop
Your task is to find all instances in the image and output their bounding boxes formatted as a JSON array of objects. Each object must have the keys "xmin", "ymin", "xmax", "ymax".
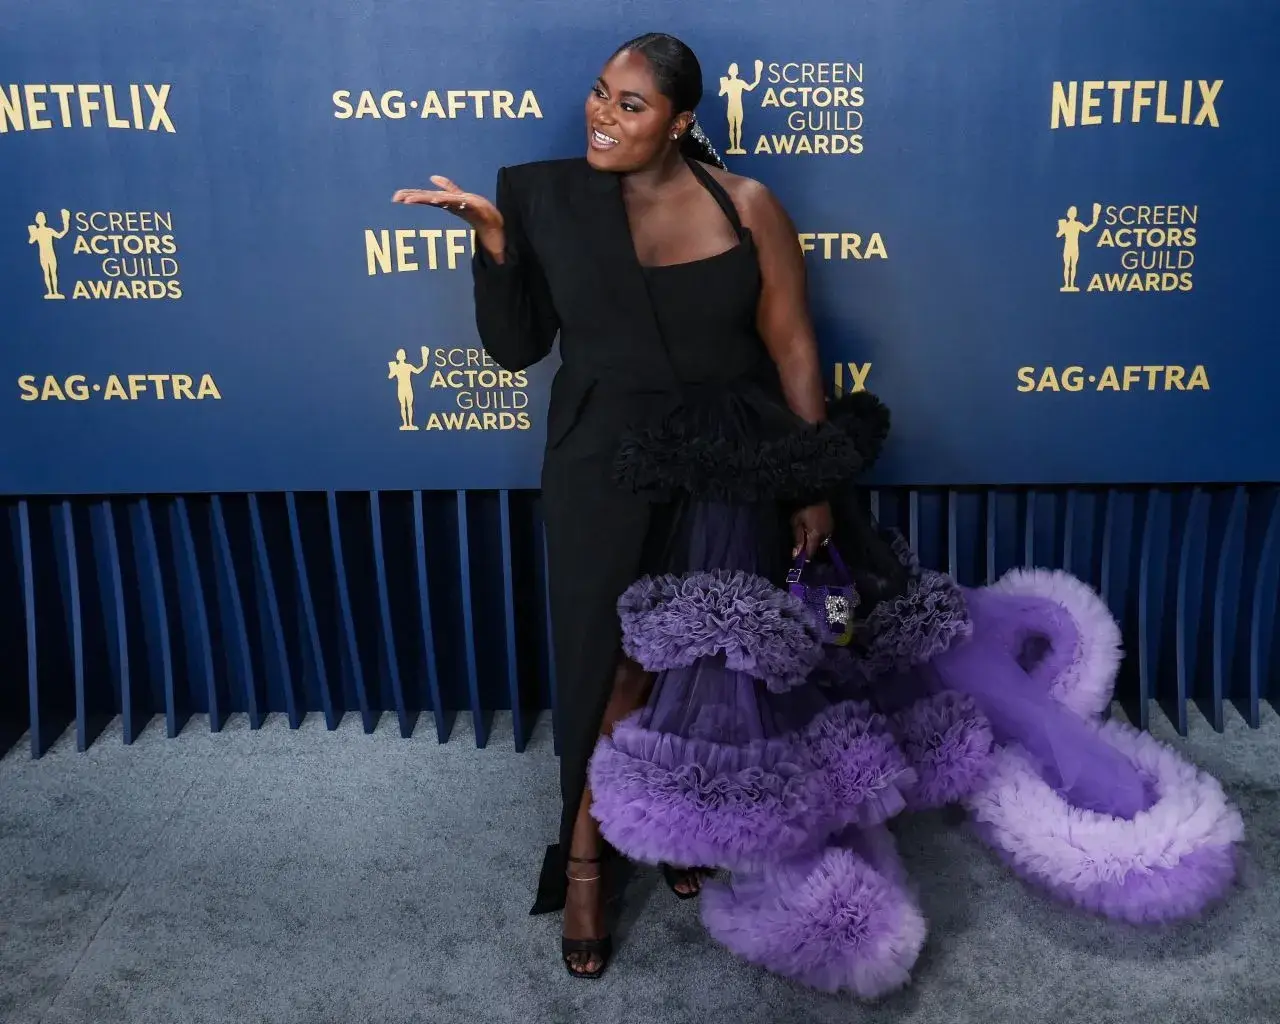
[{"xmin": 3, "ymin": 0, "xmax": 1278, "ymax": 494}]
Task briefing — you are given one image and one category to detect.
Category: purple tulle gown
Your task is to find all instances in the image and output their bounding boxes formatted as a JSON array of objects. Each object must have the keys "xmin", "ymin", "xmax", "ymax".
[{"xmin": 588, "ymin": 388, "xmax": 1244, "ymax": 998}]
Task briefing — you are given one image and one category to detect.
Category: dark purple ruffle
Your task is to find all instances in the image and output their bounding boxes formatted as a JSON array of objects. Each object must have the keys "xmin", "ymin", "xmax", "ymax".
[
  {"xmin": 618, "ymin": 570, "xmax": 825, "ymax": 692},
  {"xmin": 856, "ymin": 570, "xmax": 973, "ymax": 678}
]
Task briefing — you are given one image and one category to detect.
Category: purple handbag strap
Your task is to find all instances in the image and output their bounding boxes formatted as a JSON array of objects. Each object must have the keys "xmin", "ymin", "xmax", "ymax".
[{"xmin": 787, "ymin": 541, "xmax": 852, "ymax": 586}]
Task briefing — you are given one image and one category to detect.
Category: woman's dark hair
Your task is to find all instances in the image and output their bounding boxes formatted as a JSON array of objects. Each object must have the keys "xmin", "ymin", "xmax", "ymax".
[{"xmin": 612, "ymin": 33, "xmax": 725, "ymax": 168}]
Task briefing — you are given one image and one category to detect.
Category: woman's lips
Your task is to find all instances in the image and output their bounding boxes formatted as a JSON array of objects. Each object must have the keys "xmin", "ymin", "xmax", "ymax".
[{"xmin": 590, "ymin": 128, "xmax": 619, "ymax": 150}]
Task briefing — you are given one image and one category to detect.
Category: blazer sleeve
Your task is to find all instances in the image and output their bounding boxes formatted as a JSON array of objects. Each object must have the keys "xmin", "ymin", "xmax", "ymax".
[{"xmin": 471, "ymin": 166, "xmax": 560, "ymax": 372}]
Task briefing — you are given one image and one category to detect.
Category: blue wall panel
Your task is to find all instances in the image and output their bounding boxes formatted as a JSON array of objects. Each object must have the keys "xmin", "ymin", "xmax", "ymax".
[
  {"xmin": 2, "ymin": 484, "xmax": 1276, "ymax": 759},
  {"xmin": 3, "ymin": 0, "xmax": 1280, "ymax": 493}
]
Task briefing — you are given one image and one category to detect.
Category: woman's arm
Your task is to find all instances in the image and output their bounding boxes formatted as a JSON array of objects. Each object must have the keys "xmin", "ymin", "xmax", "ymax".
[
  {"xmin": 394, "ymin": 169, "xmax": 559, "ymax": 372},
  {"xmin": 741, "ymin": 180, "xmax": 834, "ymax": 555},
  {"xmin": 471, "ymin": 167, "xmax": 561, "ymax": 372},
  {"xmin": 742, "ymin": 182, "xmax": 827, "ymax": 425}
]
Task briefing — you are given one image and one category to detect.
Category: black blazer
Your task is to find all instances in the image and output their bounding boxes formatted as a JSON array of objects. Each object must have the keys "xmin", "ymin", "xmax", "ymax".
[{"xmin": 471, "ymin": 159, "xmax": 693, "ymax": 459}]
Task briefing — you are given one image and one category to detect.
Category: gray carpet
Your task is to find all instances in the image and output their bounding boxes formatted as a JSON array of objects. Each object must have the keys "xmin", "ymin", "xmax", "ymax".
[{"xmin": 2, "ymin": 706, "xmax": 1277, "ymax": 1024}]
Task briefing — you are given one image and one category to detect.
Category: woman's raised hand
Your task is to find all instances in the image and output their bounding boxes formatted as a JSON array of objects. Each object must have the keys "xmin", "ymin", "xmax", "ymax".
[{"xmin": 392, "ymin": 176, "xmax": 502, "ymax": 232}]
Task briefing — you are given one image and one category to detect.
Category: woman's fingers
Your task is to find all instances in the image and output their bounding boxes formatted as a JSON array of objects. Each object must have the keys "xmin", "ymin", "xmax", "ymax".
[
  {"xmin": 429, "ymin": 175, "xmax": 463, "ymax": 192},
  {"xmin": 392, "ymin": 188, "xmax": 469, "ymax": 207}
]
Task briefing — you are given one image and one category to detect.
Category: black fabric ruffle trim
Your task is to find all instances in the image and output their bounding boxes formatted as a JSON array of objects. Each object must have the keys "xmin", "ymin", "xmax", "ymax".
[
  {"xmin": 828, "ymin": 390, "xmax": 891, "ymax": 469},
  {"xmin": 614, "ymin": 385, "xmax": 892, "ymax": 503}
]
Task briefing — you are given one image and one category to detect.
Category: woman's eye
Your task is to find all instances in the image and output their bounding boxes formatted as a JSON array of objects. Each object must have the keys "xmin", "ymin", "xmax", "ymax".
[
  {"xmin": 621, "ymin": 102, "xmax": 639, "ymax": 113},
  {"xmin": 592, "ymin": 86, "xmax": 606, "ymax": 99}
]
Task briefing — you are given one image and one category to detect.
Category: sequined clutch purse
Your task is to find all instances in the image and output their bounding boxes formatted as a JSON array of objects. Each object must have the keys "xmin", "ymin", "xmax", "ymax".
[{"xmin": 786, "ymin": 542, "xmax": 859, "ymax": 646}]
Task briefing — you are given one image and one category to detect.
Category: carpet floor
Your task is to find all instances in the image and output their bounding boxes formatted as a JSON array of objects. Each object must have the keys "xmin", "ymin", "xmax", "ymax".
[{"xmin": 2, "ymin": 705, "xmax": 1277, "ymax": 1024}]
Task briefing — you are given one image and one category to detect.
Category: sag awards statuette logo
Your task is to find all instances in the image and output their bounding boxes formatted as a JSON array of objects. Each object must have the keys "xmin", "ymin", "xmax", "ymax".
[
  {"xmin": 1, "ymin": 84, "xmax": 174, "ymax": 133},
  {"xmin": 389, "ymin": 346, "xmax": 530, "ymax": 432},
  {"xmin": 1050, "ymin": 80, "xmax": 1221, "ymax": 129},
  {"xmin": 333, "ymin": 89, "xmax": 542, "ymax": 121},
  {"xmin": 1056, "ymin": 203, "xmax": 1196, "ymax": 294},
  {"xmin": 26, "ymin": 209, "xmax": 182, "ymax": 300},
  {"xmin": 720, "ymin": 59, "xmax": 865, "ymax": 156}
]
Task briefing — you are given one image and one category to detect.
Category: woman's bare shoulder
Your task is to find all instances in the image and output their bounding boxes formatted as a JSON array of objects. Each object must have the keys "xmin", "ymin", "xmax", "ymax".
[{"xmin": 703, "ymin": 165, "xmax": 794, "ymax": 232}]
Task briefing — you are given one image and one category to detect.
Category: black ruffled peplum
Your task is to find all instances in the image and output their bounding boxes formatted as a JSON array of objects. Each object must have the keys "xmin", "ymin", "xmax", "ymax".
[{"xmin": 614, "ymin": 384, "xmax": 892, "ymax": 504}]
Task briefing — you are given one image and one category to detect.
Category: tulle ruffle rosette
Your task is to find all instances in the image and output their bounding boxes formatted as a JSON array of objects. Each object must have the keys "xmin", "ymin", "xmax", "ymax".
[
  {"xmin": 618, "ymin": 569, "xmax": 825, "ymax": 693},
  {"xmin": 832, "ymin": 526, "xmax": 975, "ymax": 680},
  {"xmin": 701, "ymin": 825, "xmax": 926, "ymax": 1000},
  {"xmin": 856, "ymin": 570, "xmax": 973, "ymax": 679}
]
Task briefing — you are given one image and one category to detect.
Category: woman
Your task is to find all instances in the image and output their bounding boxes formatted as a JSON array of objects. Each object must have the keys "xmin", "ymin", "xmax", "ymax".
[
  {"xmin": 397, "ymin": 32, "xmax": 838, "ymax": 976},
  {"xmin": 395, "ymin": 34, "xmax": 1244, "ymax": 990}
]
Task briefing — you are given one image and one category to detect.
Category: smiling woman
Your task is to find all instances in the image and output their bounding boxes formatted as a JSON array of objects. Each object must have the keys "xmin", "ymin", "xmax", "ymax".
[
  {"xmin": 392, "ymin": 30, "xmax": 849, "ymax": 981},
  {"xmin": 388, "ymin": 30, "xmax": 1242, "ymax": 995},
  {"xmin": 584, "ymin": 36, "xmax": 721, "ymax": 171}
]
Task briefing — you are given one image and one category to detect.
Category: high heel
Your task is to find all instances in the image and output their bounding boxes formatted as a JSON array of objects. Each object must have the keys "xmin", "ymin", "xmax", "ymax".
[
  {"xmin": 661, "ymin": 862, "xmax": 712, "ymax": 900},
  {"xmin": 562, "ymin": 855, "xmax": 612, "ymax": 979}
]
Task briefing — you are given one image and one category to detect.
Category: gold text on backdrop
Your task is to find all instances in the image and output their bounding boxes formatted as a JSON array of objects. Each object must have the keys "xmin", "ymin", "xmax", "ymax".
[
  {"xmin": 23, "ymin": 209, "xmax": 183, "ymax": 300},
  {"xmin": 1050, "ymin": 80, "xmax": 1221, "ymax": 128},
  {"xmin": 719, "ymin": 60, "xmax": 865, "ymax": 156},
  {"xmin": 1015, "ymin": 366, "xmax": 1209, "ymax": 392},
  {"xmin": 333, "ymin": 90, "xmax": 542, "ymax": 120},
  {"xmin": 1056, "ymin": 203, "xmax": 1198, "ymax": 294},
  {"xmin": 387, "ymin": 347, "xmax": 530, "ymax": 432},
  {"xmin": 0, "ymin": 84, "xmax": 174, "ymax": 132},
  {"xmin": 17, "ymin": 373, "xmax": 221, "ymax": 400}
]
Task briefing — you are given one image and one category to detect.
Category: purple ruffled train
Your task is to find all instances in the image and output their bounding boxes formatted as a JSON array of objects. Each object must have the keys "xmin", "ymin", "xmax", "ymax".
[{"xmin": 589, "ymin": 389, "xmax": 1244, "ymax": 998}]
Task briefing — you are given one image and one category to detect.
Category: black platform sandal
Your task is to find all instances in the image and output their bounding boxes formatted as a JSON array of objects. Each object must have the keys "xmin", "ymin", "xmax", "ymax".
[
  {"xmin": 562, "ymin": 855, "xmax": 612, "ymax": 979},
  {"xmin": 661, "ymin": 863, "xmax": 712, "ymax": 900}
]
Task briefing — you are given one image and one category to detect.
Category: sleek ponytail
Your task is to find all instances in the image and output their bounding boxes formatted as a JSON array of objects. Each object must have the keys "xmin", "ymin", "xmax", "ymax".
[
  {"xmin": 613, "ymin": 32, "xmax": 727, "ymax": 168},
  {"xmin": 679, "ymin": 116, "xmax": 726, "ymax": 169}
]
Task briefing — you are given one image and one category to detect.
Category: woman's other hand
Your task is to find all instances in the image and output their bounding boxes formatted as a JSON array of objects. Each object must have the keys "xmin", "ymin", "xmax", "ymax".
[{"xmin": 791, "ymin": 501, "xmax": 834, "ymax": 558}]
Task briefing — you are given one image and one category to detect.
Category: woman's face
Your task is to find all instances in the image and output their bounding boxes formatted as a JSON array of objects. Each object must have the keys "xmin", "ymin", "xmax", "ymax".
[{"xmin": 585, "ymin": 49, "xmax": 685, "ymax": 171}]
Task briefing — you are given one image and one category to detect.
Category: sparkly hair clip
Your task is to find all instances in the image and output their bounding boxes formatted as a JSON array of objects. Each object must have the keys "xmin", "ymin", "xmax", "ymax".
[{"xmin": 687, "ymin": 114, "xmax": 725, "ymax": 167}]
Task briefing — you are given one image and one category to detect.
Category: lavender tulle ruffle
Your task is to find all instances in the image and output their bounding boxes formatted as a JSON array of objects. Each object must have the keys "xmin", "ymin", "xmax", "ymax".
[
  {"xmin": 589, "ymin": 666, "xmax": 917, "ymax": 871},
  {"xmin": 701, "ymin": 824, "xmax": 926, "ymax": 998}
]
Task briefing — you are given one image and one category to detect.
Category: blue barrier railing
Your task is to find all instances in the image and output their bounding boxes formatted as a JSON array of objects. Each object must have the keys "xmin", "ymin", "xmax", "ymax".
[{"xmin": 2, "ymin": 485, "xmax": 1277, "ymax": 759}]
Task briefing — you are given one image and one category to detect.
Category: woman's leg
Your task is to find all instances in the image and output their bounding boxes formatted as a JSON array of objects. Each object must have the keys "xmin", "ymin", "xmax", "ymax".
[{"xmin": 562, "ymin": 655, "xmax": 652, "ymax": 975}]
